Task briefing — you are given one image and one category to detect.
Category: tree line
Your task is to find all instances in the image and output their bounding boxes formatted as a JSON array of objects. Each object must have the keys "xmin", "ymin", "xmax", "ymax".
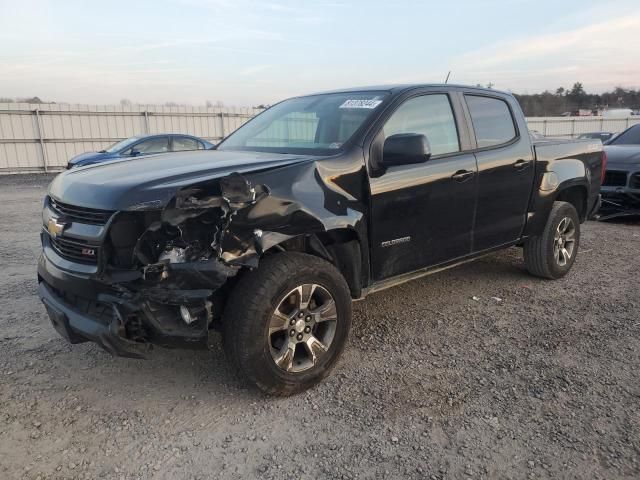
[
  {"xmin": 512, "ymin": 83, "xmax": 640, "ymax": 117},
  {"xmin": 2, "ymin": 83, "xmax": 639, "ymax": 116}
]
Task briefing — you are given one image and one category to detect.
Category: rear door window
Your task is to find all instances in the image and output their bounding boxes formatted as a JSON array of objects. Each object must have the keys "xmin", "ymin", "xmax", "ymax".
[
  {"xmin": 465, "ymin": 95, "xmax": 517, "ymax": 148},
  {"xmin": 173, "ymin": 136, "xmax": 201, "ymax": 151}
]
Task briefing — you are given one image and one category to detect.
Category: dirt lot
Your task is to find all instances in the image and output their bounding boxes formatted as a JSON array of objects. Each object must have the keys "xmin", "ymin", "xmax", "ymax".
[{"xmin": 0, "ymin": 174, "xmax": 639, "ymax": 480}]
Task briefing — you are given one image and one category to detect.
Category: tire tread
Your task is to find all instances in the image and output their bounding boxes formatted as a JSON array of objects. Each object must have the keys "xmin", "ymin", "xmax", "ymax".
[
  {"xmin": 524, "ymin": 201, "xmax": 579, "ymax": 280},
  {"xmin": 222, "ymin": 252, "xmax": 351, "ymax": 396}
]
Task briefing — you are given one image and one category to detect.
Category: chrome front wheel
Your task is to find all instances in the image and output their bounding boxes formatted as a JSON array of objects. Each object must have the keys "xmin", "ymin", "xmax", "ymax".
[
  {"xmin": 268, "ymin": 284, "xmax": 338, "ymax": 373},
  {"xmin": 222, "ymin": 252, "xmax": 352, "ymax": 395}
]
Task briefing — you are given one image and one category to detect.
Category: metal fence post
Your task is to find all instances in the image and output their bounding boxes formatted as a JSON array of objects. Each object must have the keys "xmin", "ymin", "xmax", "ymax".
[
  {"xmin": 543, "ymin": 119, "xmax": 547, "ymax": 136},
  {"xmin": 143, "ymin": 111, "xmax": 150, "ymax": 134},
  {"xmin": 34, "ymin": 108, "xmax": 49, "ymax": 173},
  {"xmin": 219, "ymin": 112, "xmax": 226, "ymax": 140},
  {"xmin": 571, "ymin": 119, "xmax": 575, "ymax": 138}
]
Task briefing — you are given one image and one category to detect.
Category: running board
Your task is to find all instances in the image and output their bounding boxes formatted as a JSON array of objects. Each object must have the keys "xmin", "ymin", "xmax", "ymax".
[{"xmin": 356, "ymin": 241, "xmax": 520, "ymax": 301}]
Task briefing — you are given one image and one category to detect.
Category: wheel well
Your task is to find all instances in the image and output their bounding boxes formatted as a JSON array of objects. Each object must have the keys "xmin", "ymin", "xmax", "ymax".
[
  {"xmin": 265, "ymin": 230, "xmax": 363, "ymax": 298},
  {"xmin": 556, "ymin": 186, "xmax": 587, "ymax": 221}
]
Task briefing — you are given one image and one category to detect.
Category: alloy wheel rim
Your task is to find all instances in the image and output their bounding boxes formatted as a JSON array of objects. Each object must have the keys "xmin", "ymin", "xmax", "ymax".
[
  {"xmin": 553, "ymin": 217, "xmax": 576, "ymax": 267},
  {"xmin": 267, "ymin": 284, "xmax": 337, "ymax": 373}
]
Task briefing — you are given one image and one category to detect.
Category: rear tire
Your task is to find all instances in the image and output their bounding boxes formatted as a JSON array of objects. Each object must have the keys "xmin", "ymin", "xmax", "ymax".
[
  {"xmin": 524, "ymin": 201, "xmax": 580, "ymax": 279},
  {"xmin": 222, "ymin": 252, "xmax": 352, "ymax": 396}
]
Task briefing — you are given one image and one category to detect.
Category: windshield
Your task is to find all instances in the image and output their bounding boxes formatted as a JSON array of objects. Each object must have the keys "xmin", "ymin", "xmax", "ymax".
[
  {"xmin": 103, "ymin": 136, "xmax": 141, "ymax": 153},
  {"xmin": 608, "ymin": 124, "xmax": 640, "ymax": 145},
  {"xmin": 217, "ymin": 92, "xmax": 389, "ymax": 155}
]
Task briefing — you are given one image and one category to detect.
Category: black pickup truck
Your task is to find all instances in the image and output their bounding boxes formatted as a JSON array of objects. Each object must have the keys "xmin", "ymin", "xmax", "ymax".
[{"xmin": 38, "ymin": 85, "xmax": 604, "ymax": 395}]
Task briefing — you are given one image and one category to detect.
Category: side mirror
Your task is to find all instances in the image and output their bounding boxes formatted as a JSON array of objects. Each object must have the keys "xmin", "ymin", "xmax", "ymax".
[
  {"xmin": 382, "ymin": 133, "xmax": 431, "ymax": 167},
  {"xmin": 130, "ymin": 149, "xmax": 141, "ymax": 157}
]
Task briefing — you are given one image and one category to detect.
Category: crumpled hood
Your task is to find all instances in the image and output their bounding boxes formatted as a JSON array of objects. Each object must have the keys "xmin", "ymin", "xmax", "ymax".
[
  {"xmin": 604, "ymin": 145, "xmax": 640, "ymax": 167},
  {"xmin": 49, "ymin": 149, "xmax": 318, "ymax": 211}
]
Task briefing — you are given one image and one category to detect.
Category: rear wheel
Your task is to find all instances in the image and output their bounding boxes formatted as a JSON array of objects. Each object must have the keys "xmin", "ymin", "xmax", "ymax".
[
  {"xmin": 222, "ymin": 252, "xmax": 352, "ymax": 396},
  {"xmin": 524, "ymin": 201, "xmax": 580, "ymax": 279}
]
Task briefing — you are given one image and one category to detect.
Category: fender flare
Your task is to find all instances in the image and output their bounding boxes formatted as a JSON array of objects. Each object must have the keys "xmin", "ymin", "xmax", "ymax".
[{"xmin": 523, "ymin": 159, "xmax": 590, "ymax": 237}]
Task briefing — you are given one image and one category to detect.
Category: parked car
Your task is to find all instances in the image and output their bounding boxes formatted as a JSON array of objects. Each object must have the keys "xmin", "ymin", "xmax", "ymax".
[
  {"xmin": 599, "ymin": 123, "xmax": 640, "ymax": 218},
  {"xmin": 67, "ymin": 134, "xmax": 214, "ymax": 168},
  {"xmin": 38, "ymin": 85, "xmax": 604, "ymax": 395},
  {"xmin": 578, "ymin": 132, "xmax": 614, "ymax": 142}
]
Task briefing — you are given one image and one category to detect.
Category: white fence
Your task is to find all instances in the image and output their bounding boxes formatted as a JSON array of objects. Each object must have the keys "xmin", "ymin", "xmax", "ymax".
[
  {"xmin": 1, "ymin": 103, "xmax": 639, "ymax": 174},
  {"xmin": 0, "ymin": 103, "xmax": 261, "ymax": 173},
  {"xmin": 526, "ymin": 116, "xmax": 640, "ymax": 138}
]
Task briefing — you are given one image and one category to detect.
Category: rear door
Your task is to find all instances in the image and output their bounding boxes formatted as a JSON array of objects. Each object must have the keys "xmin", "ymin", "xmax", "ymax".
[
  {"xmin": 462, "ymin": 93, "xmax": 535, "ymax": 251},
  {"xmin": 368, "ymin": 90, "xmax": 478, "ymax": 280}
]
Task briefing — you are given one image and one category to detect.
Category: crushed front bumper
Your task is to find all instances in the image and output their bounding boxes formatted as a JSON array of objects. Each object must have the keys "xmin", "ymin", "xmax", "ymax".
[
  {"xmin": 597, "ymin": 192, "xmax": 640, "ymax": 220},
  {"xmin": 37, "ymin": 253, "xmax": 210, "ymax": 358},
  {"xmin": 38, "ymin": 280, "xmax": 147, "ymax": 358},
  {"xmin": 598, "ymin": 169, "xmax": 640, "ymax": 220}
]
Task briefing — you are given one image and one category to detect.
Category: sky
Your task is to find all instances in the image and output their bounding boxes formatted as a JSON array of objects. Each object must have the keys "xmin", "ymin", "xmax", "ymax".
[{"xmin": 1, "ymin": 0, "xmax": 639, "ymax": 106}]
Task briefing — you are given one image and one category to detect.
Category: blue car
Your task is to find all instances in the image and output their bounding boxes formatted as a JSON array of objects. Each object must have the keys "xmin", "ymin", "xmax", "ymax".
[{"xmin": 67, "ymin": 134, "xmax": 214, "ymax": 168}]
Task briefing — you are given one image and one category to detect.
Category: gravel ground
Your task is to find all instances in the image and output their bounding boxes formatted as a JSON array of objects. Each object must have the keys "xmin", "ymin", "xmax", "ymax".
[{"xmin": 1, "ymin": 174, "xmax": 639, "ymax": 480}]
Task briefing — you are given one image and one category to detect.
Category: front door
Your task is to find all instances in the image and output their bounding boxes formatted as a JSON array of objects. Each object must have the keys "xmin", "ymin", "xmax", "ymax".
[{"xmin": 368, "ymin": 93, "xmax": 478, "ymax": 280}]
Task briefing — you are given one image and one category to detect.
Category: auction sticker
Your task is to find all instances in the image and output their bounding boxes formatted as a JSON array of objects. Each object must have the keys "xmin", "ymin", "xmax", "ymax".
[{"xmin": 339, "ymin": 99, "xmax": 383, "ymax": 109}]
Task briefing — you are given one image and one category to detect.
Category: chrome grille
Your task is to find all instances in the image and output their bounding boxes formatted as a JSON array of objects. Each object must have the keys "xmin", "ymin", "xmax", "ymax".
[
  {"xmin": 50, "ymin": 236, "xmax": 99, "ymax": 264},
  {"xmin": 49, "ymin": 197, "xmax": 114, "ymax": 225}
]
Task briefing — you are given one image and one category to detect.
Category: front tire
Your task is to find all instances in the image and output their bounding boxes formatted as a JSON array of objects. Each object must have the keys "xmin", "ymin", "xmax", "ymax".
[
  {"xmin": 524, "ymin": 201, "xmax": 580, "ymax": 279},
  {"xmin": 222, "ymin": 252, "xmax": 352, "ymax": 396}
]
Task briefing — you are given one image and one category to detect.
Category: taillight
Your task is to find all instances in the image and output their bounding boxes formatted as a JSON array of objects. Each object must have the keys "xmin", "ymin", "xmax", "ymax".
[{"xmin": 600, "ymin": 150, "xmax": 607, "ymax": 185}]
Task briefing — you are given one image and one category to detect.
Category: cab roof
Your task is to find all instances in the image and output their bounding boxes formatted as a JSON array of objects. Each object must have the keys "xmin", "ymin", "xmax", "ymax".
[{"xmin": 310, "ymin": 84, "xmax": 512, "ymax": 97}]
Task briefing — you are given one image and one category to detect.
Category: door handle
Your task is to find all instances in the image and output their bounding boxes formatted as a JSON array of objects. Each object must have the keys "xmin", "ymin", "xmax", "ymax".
[
  {"xmin": 452, "ymin": 169, "xmax": 475, "ymax": 182},
  {"xmin": 513, "ymin": 159, "xmax": 531, "ymax": 171}
]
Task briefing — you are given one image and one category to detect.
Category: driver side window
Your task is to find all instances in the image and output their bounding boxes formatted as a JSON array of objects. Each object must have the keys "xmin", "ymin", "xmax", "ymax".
[{"xmin": 383, "ymin": 95, "xmax": 460, "ymax": 156}]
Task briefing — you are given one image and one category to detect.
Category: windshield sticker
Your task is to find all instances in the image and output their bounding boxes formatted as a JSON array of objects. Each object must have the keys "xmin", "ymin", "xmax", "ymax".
[{"xmin": 339, "ymin": 99, "xmax": 383, "ymax": 109}]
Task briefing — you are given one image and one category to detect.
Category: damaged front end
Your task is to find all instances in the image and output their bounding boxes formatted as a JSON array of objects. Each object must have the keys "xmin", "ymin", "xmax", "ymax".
[
  {"xmin": 597, "ymin": 191, "xmax": 640, "ymax": 220},
  {"xmin": 38, "ymin": 173, "xmax": 283, "ymax": 357},
  {"xmin": 38, "ymin": 158, "xmax": 366, "ymax": 358},
  {"xmin": 597, "ymin": 148, "xmax": 640, "ymax": 220}
]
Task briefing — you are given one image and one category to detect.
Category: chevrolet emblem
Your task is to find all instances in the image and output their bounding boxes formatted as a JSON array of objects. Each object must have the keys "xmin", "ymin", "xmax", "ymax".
[{"xmin": 47, "ymin": 218, "xmax": 67, "ymax": 238}]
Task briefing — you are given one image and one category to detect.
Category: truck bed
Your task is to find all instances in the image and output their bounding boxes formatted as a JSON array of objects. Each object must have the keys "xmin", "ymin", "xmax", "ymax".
[{"xmin": 532, "ymin": 137, "xmax": 602, "ymax": 164}]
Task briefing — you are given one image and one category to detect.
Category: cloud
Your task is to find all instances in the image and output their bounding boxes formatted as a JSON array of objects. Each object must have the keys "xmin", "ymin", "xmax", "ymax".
[
  {"xmin": 450, "ymin": 15, "xmax": 640, "ymax": 91},
  {"xmin": 240, "ymin": 65, "xmax": 272, "ymax": 76},
  {"xmin": 264, "ymin": 3, "xmax": 297, "ymax": 12}
]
